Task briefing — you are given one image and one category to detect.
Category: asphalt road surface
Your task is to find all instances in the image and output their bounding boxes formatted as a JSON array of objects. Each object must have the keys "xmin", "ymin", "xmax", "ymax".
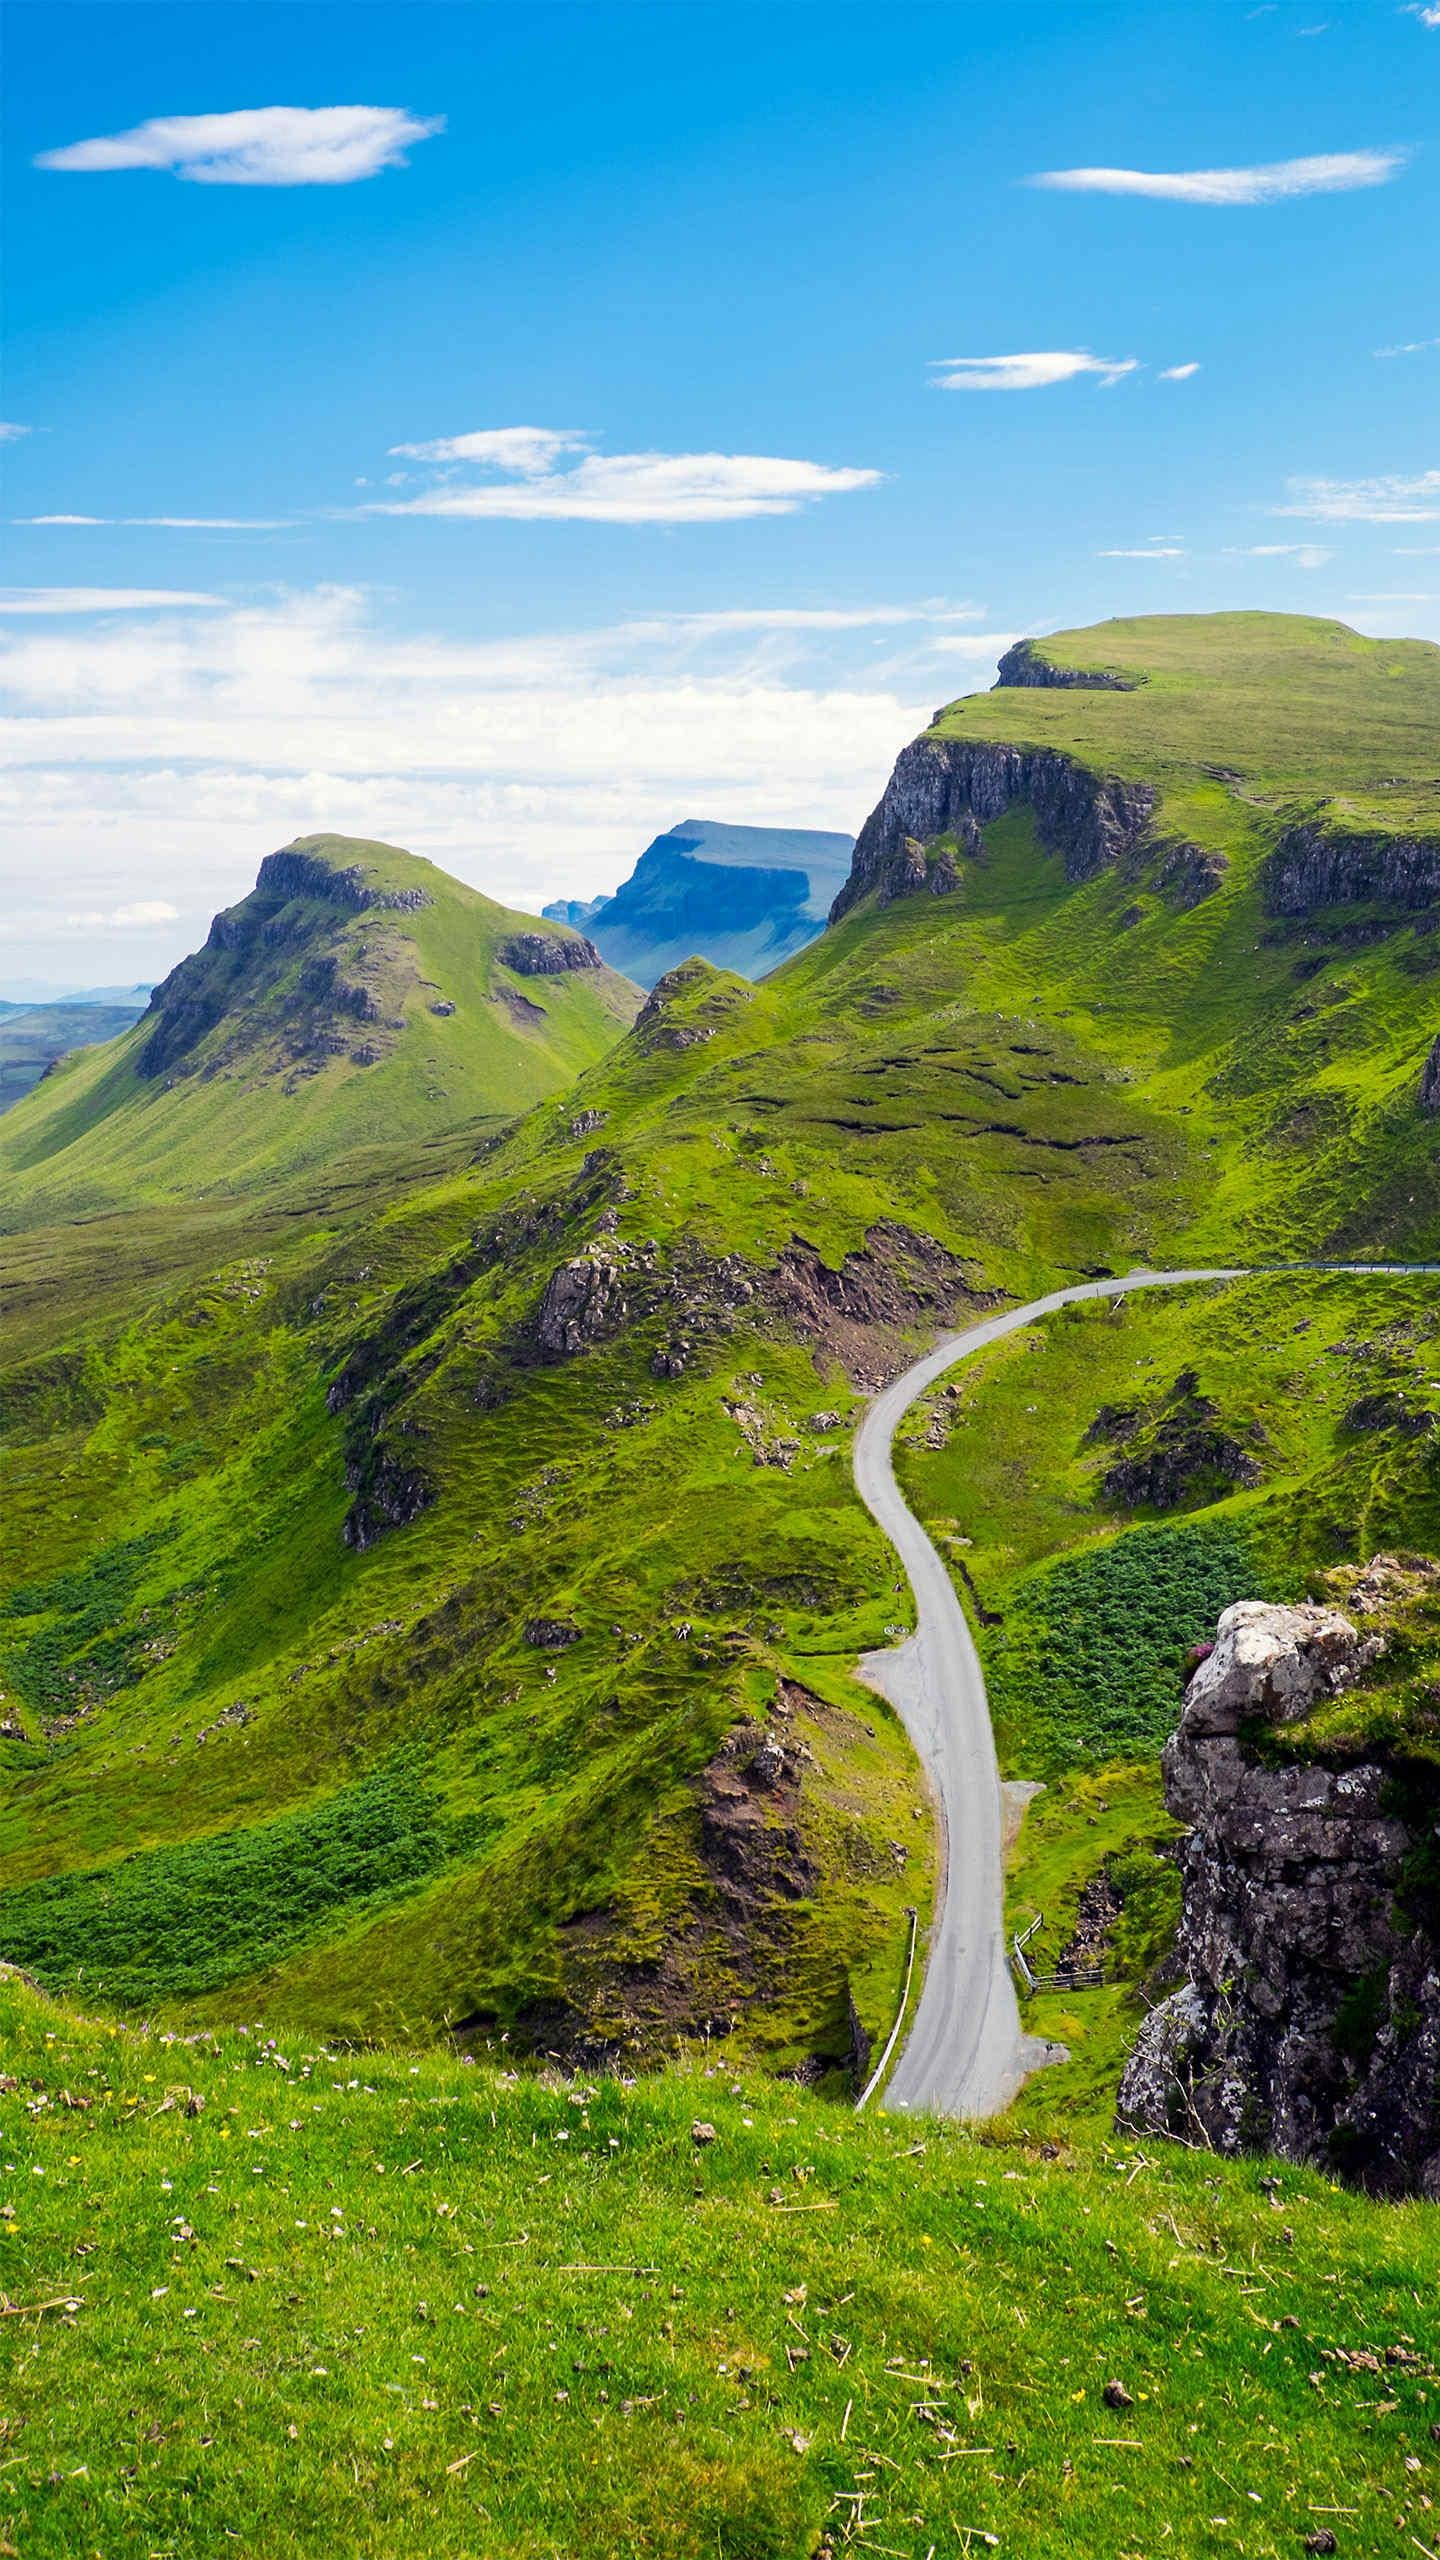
[{"xmin": 853, "ymin": 1262, "xmax": 1438, "ymax": 2120}]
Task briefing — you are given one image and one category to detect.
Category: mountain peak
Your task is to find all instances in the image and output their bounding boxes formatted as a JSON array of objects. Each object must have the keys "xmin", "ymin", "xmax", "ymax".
[{"xmin": 1, "ymin": 835, "xmax": 641, "ymax": 1217}]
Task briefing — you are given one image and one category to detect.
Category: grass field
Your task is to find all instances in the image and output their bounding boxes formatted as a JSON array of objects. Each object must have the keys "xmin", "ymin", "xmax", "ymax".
[{"xmin": 3, "ymin": 1967, "xmax": 1439, "ymax": 2560}]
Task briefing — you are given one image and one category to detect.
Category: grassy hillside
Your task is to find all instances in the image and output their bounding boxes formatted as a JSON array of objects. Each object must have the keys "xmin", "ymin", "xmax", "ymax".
[
  {"xmin": 1, "ymin": 614, "xmax": 1437, "ymax": 2092},
  {"xmin": 956, "ymin": 614, "xmax": 1440, "ymax": 838},
  {"xmin": 0, "ymin": 836, "xmax": 641, "ymax": 1222},
  {"xmin": 3, "ymin": 1966, "xmax": 1438, "ymax": 2560}
]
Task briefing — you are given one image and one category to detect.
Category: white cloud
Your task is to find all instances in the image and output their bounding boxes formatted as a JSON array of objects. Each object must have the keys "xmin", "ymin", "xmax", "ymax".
[
  {"xmin": 55, "ymin": 898, "xmax": 180, "ymax": 931},
  {"xmin": 1029, "ymin": 149, "xmax": 1406, "ymax": 205},
  {"xmin": 927, "ymin": 631, "xmax": 1023, "ymax": 657},
  {"xmin": 35, "ymin": 105, "xmax": 443, "ymax": 188},
  {"xmin": 930, "ymin": 351, "xmax": 1137, "ymax": 392},
  {"xmin": 0, "ymin": 589, "xmax": 226, "ymax": 614},
  {"xmin": 1236, "ymin": 542, "xmax": 1332, "ymax": 567},
  {"xmin": 1096, "ymin": 543, "xmax": 1187, "ymax": 558},
  {"xmin": 18, "ymin": 515, "xmax": 294, "ymax": 530},
  {"xmin": 388, "ymin": 426, "xmax": 586, "ymax": 475},
  {"xmin": 1274, "ymin": 470, "xmax": 1440, "ymax": 522},
  {"xmin": 372, "ymin": 439, "xmax": 881, "ymax": 524},
  {"xmin": 1403, "ymin": 4, "xmax": 1440, "ymax": 26},
  {"xmin": 0, "ymin": 585, "xmax": 933, "ymax": 974},
  {"xmin": 619, "ymin": 602, "xmax": 984, "ymax": 638},
  {"xmin": 1375, "ymin": 336, "xmax": 1440, "ymax": 357},
  {"xmin": 1159, "ymin": 362, "xmax": 1201, "ymax": 380},
  {"xmin": 0, "ymin": 422, "xmax": 31, "ymax": 443}
]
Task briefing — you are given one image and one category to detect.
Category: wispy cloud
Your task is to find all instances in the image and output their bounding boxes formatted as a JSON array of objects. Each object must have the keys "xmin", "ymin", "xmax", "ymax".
[
  {"xmin": 35, "ymin": 105, "xmax": 443, "ymax": 187},
  {"xmin": 928, "ymin": 632, "xmax": 1023, "ymax": 657},
  {"xmin": 18, "ymin": 515, "xmax": 294, "ymax": 530},
  {"xmin": 1029, "ymin": 148, "xmax": 1406, "ymax": 204},
  {"xmin": 619, "ymin": 603, "xmax": 985, "ymax": 638},
  {"xmin": 0, "ymin": 423, "xmax": 31, "ymax": 444},
  {"xmin": 930, "ymin": 351, "xmax": 1137, "ymax": 391},
  {"xmin": 388, "ymin": 426, "xmax": 584, "ymax": 474},
  {"xmin": 1274, "ymin": 470, "xmax": 1440, "ymax": 522},
  {"xmin": 1158, "ymin": 362, "xmax": 1201, "ymax": 381},
  {"xmin": 1375, "ymin": 336, "xmax": 1440, "ymax": 357},
  {"xmin": 370, "ymin": 433, "xmax": 881, "ymax": 524},
  {"xmin": 63, "ymin": 899, "xmax": 181, "ymax": 928},
  {"xmin": 1235, "ymin": 542, "xmax": 1332, "ymax": 567},
  {"xmin": 0, "ymin": 589, "xmax": 226, "ymax": 614},
  {"xmin": 1096, "ymin": 543, "xmax": 1187, "ymax": 558},
  {"xmin": 1403, "ymin": 4, "xmax": 1440, "ymax": 27}
]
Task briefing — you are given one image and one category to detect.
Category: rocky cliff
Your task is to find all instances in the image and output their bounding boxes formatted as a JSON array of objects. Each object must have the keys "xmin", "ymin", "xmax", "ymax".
[
  {"xmin": 832, "ymin": 735, "xmax": 1156, "ymax": 919},
  {"xmin": 993, "ymin": 638, "xmax": 1136, "ymax": 693},
  {"xmin": 1118, "ymin": 1570, "xmax": 1440, "ymax": 2195},
  {"xmin": 1266, "ymin": 818, "xmax": 1440, "ymax": 916}
]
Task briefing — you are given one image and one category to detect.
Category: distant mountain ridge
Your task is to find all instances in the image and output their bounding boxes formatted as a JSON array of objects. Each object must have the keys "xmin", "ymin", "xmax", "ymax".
[
  {"xmin": 0, "ymin": 994, "xmax": 151, "ymax": 1117},
  {"xmin": 543, "ymin": 816, "xmax": 854, "ymax": 988}
]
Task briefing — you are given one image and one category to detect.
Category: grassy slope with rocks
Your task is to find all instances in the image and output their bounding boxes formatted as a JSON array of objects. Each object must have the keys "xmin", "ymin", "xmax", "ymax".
[
  {"xmin": 0, "ymin": 836, "xmax": 642, "ymax": 1220},
  {"xmin": 1, "ymin": 614, "xmax": 1437, "ymax": 2093},
  {"xmin": 4, "ymin": 1965, "xmax": 1440, "ymax": 2560}
]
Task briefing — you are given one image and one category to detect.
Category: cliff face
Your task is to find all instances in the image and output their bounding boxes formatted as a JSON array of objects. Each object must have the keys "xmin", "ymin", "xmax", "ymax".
[
  {"xmin": 1266, "ymin": 820, "xmax": 1440, "ymax": 916},
  {"xmin": 1118, "ymin": 1582, "xmax": 1440, "ymax": 2195},
  {"xmin": 254, "ymin": 846, "xmax": 432, "ymax": 914},
  {"xmin": 832, "ymin": 735, "xmax": 1156, "ymax": 919},
  {"xmin": 993, "ymin": 639, "xmax": 1136, "ymax": 693}
]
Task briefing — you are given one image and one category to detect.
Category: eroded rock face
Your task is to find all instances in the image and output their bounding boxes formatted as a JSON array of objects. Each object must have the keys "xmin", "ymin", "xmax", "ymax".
[
  {"xmin": 1266, "ymin": 821, "xmax": 1440, "ymax": 917},
  {"xmin": 833, "ymin": 735, "xmax": 1156, "ymax": 919},
  {"xmin": 255, "ymin": 848, "xmax": 431, "ymax": 912},
  {"xmin": 1118, "ymin": 1592, "xmax": 1440, "ymax": 2194},
  {"xmin": 994, "ymin": 639, "xmax": 1136, "ymax": 693},
  {"xmin": 533, "ymin": 1247, "xmax": 631, "ymax": 1357},
  {"xmin": 498, "ymin": 932, "xmax": 601, "ymax": 976},
  {"xmin": 1421, "ymin": 1035, "xmax": 1440, "ymax": 1112}
]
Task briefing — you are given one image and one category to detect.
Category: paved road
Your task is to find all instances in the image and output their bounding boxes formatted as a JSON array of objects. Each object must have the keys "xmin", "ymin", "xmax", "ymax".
[{"xmin": 853, "ymin": 1262, "xmax": 1439, "ymax": 2120}]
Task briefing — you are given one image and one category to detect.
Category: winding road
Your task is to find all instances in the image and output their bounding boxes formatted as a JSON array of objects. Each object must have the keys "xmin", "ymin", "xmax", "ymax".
[{"xmin": 853, "ymin": 1263, "xmax": 1440, "ymax": 2121}]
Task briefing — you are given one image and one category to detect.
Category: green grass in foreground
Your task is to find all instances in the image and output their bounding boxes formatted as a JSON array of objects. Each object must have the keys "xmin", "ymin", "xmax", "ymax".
[{"xmin": 2, "ymin": 1971, "xmax": 1438, "ymax": 2560}]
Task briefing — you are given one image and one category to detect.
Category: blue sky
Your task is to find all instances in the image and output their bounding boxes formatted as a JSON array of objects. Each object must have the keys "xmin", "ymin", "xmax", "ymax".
[{"xmin": 2, "ymin": 0, "xmax": 1436, "ymax": 984}]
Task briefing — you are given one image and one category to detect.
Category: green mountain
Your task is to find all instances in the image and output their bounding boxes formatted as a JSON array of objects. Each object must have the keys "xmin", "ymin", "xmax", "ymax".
[
  {"xmin": 0, "ymin": 834, "xmax": 642, "ymax": 1221},
  {"xmin": 2, "ymin": 614, "xmax": 1438, "ymax": 2099}
]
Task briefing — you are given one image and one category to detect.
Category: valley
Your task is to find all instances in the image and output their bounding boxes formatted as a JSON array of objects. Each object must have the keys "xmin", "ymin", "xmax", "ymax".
[{"xmin": 3, "ymin": 610, "xmax": 1439, "ymax": 2554}]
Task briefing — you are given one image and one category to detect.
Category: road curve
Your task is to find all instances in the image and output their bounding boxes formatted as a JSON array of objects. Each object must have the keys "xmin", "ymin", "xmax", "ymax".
[{"xmin": 853, "ymin": 1262, "xmax": 1440, "ymax": 2121}]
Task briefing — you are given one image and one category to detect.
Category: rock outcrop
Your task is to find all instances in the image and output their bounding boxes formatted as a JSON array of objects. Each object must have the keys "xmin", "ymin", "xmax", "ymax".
[
  {"xmin": 1266, "ymin": 819, "xmax": 1440, "ymax": 917},
  {"xmin": 1422, "ymin": 1035, "xmax": 1440, "ymax": 1111},
  {"xmin": 533, "ymin": 1245, "xmax": 633, "ymax": 1357},
  {"xmin": 994, "ymin": 639, "xmax": 1137, "ymax": 693},
  {"xmin": 254, "ymin": 846, "xmax": 431, "ymax": 913},
  {"xmin": 1118, "ymin": 1588, "xmax": 1440, "ymax": 2194},
  {"xmin": 498, "ymin": 932, "xmax": 602, "ymax": 976},
  {"xmin": 832, "ymin": 735, "xmax": 1156, "ymax": 919}
]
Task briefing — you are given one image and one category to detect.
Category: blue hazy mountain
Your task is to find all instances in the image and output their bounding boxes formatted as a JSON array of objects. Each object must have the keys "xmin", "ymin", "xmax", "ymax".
[{"xmin": 543, "ymin": 817, "xmax": 854, "ymax": 989}]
